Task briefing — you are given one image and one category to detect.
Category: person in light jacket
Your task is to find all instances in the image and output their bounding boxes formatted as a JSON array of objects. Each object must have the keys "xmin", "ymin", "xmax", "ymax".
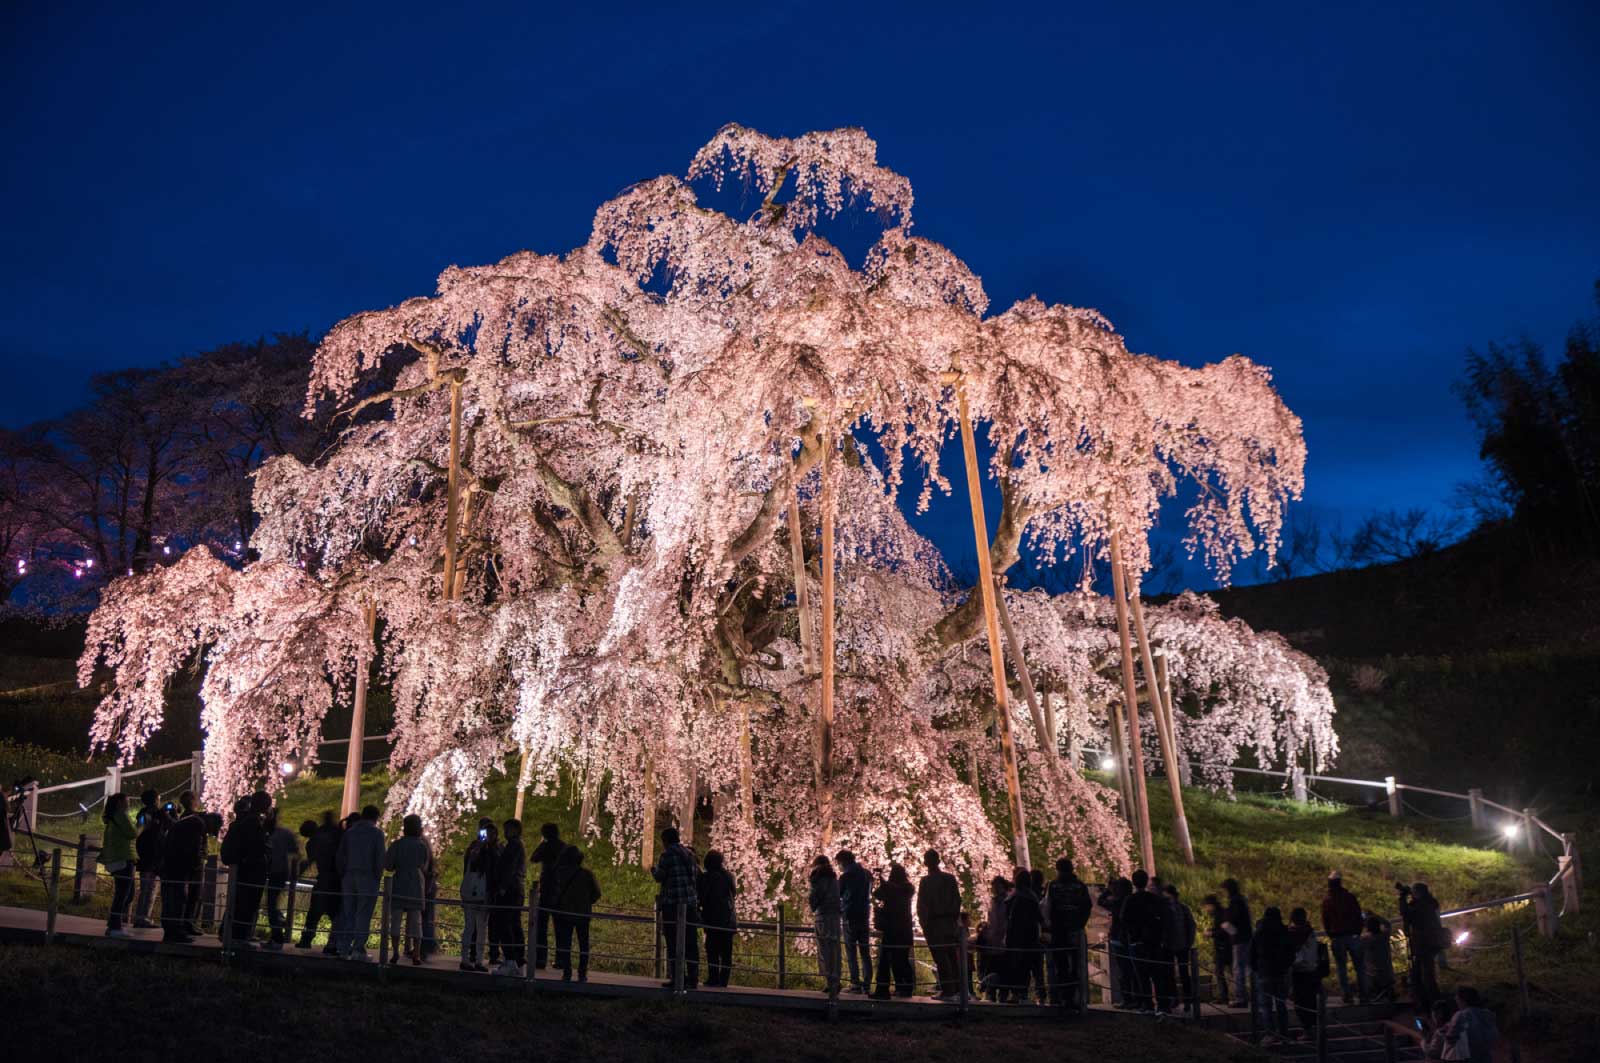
[
  {"xmin": 100, "ymin": 792, "xmax": 138, "ymax": 937},
  {"xmin": 335, "ymin": 804, "xmax": 386, "ymax": 960},
  {"xmin": 384, "ymin": 814, "xmax": 432, "ymax": 965}
]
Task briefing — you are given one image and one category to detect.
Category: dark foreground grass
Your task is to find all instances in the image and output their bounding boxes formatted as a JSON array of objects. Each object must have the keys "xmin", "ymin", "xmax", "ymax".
[{"xmin": 0, "ymin": 942, "xmax": 1263, "ymax": 1063}]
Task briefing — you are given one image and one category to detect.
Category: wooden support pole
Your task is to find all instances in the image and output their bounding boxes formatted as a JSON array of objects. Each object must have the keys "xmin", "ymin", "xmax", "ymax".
[
  {"xmin": 787, "ymin": 493, "xmax": 817, "ymax": 673},
  {"xmin": 1108, "ymin": 529, "xmax": 1156, "ymax": 875},
  {"xmin": 513, "ymin": 747, "xmax": 530, "ymax": 822},
  {"xmin": 1522, "ymin": 808, "xmax": 1537, "ymax": 858},
  {"xmin": 818, "ymin": 430, "xmax": 837, "ymax": 850},
  {"xmin": 994, "ymin": 578, "xmax": 1059, "ymax": 774},
  {"xmin": 1106, "ymin": 699, "xmax": 1136, "ymax": 828},
  {"xmin": 1124, "ymin": 560, "xmax": 1194, "ymax": 865},
  {"xmin": 1385, "ymin": 776, "xmax": 1401, "ymax": 818},
  {"xmin": 1562, "ymin": 833, "xmax": 1582, "ymax": 902},
  {"xmin": 578, "ymin": 772, "xmax": 599, "ymax": 836},
  {"xmin": 342, "ymin": 602, "xmax": 377, "ymax": 820},
  {"xmin": 1154, "ymin": 651, "xmax": 1190, "ymax": 785},
  {"xmin": 640, "ymin": 759, "xmax": 657, "ymax": 870},
  {"xmin": 955, "ymin": 385, "xmax": 1030, "ymax": 869},
  {"xmin": 1468, "ymin": 788, "xmax": 1485, "ymax": 830},
  {"xmin": 1532, "ymin": 884, "xmax": 1555, "ymax": 938},
  {"xmin": 442, "ymin": 377, "xmax": 463, "ymax": 600}
]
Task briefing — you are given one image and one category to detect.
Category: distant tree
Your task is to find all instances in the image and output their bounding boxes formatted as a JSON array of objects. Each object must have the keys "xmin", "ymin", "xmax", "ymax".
[
  {"xmin": 1270, "ymin": 509, "xmax": 1327, "ymax": 580},
  {"xmin": 1342, "ymin": 507, "xmax": 1465, "ymax": 566},
  {"xmin": 1455, "ymin": 281, "xmax": 1600, "ymax": 551}
]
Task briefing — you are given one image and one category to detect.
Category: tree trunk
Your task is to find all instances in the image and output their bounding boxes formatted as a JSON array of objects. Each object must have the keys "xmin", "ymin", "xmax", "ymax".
[
  {"xmin": 956, "ymin": 385, "xmax": 1030, "ymax": 869},
  {"xmin": 679, "ymin": 768, "xmax": 697, "ymax": 846},
  {"xmin": 1108, "ymin": 529, "xmax": 1156, "ymax": 874},
  {"xmin": 739, "ymin": 704, "xmax": 755, "ymax": 828},
  {"xmin": 641, "ymin": 759, "xmax": 657, "ymax": 869}
]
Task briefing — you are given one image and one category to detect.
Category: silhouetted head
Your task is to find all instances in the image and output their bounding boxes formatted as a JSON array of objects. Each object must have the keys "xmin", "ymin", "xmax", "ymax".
[
  {"xmin": 1221, "ymin": 878, "xmax": 1241, "ymax": 897},
  {"xmin": 1164, "ymin": 884, "xmax": 1180, "ymax": 900},
  {"xmin": 705, "ymin": 849, "xmax": 725, "ymax": 873},
  {"xmin": 662, "ymin": 826, "xmax": 680, "ymax": 846},
  {"xmin": 541, "ymin": 822, "xmax": 560, "ymax": 841},
  {"xmin": 250, "ymin": 790, "xmax": 272, "ymax": 815},
  {"xmin": 559, "ymin": 845, "xmax": 583, "ymax": 867},
  {"xmin": 140, "ymin": 789, "xmax": 158, "ymax": 808},
  {"xmin": 402, "ymin": 814, "xmax": 423, "ymax": 837},
  {"xmin": 991, "ymin": 875, "xmax": 1010, "ymax": 898},
  {"xmin": 923, "ymin": 849, "xmax": 941, "ymax": 870},
  {"xmin": 1289, "ymin": 906, "xmax": 1309, "ymax": 926},
  {"xmin": 1455, "ymin": 986, "xmax": 1482, "ymax": 1009},
  {"xmin": 1055, "ymin": 857, "xmax": 1074, "ymax": 878},
  {"xmin": 299, "ymin": 819, "xmax": 317, "ymax": 839},
  {"xmin": 361, "ymin": 804, "xmax": 380, "ymax": 822},
  {"xmin": 503, "ymin": 818, "xmax": 522, "ymax": 838},
  {"xmin": 1261, "ymin": 906, "xmax": 1284, "ymax": 930},
  {"xmin": 1131, "ymin": 869, "xmax": 1149, "ymax": 890},
  {"xmin": 888, "ymin": 863, "xmax": 910, "ymax": 885},
  {"xmin": 103, "ymin": 792, "xmax": 128, "ymax": 822},
  {"xmin": 835, "ymin": 849, "xmax": 855, "ymax": 867}
]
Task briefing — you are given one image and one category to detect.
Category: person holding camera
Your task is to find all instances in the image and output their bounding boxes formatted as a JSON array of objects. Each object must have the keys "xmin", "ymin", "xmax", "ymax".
[
  {"xmin": 460, "ymin": 818, "xmax": 497, "ymax": 971},
  {"xmin": 1397, "ymin": 881, "xmax": 1445, "ymax": 1008},
  {"xmin": 132, "ymin": 789, "xmax": 171, "ymax": 929}
]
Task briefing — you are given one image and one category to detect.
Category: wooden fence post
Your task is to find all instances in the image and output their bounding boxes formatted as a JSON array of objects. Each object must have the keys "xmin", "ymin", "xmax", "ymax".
[
  {"xmin": 956, "ymin": 927, "xmax": 970, "ymax": 1014},
  {"xmin": 1316, "ymin": 988, "xmax": 1328, "ymax": 1062},
  {"xmin": 526, "ymin": 895, "xmax": 539, "ymax": 984},
  {"xmin": 23, "ymin": 781, "xmax": 39, "ymax": 835},
  {"xmin": 45, "ymin": 848, "xmax": 61, "ymax": 943},
  {"xmin": 1291, "ymin": 766, "xmax": 1308, "ymax": 803},
  {"xmin": 1077, "ymin": 929, "xmax": 1091, "ymax": 1011},
  {"xmin": 1384, "ymin": 1026, "xmax": 1397, "ymax": 1063},
  {"xmin": 379, "ymin": 875, "xmax": 392, "ymax": 965},
  {"xmin": 202, "ymin": 854, "xmax": 219, "ymax": 930},
  {"xmin": 1189, "ymin": 946, "xmax": 1201, "ymax": 1019},
  {"xmin": 1521, "ymin": 809, "xmax": 1537, "ymax": 857},
  {"xmin": 653, "ymin": 905, "xmax": 663, "ymax": 980},
  {"xmin": 1384, "ymin": 776, "xmax": 1401, "ymax": 817},
  {"xmin": 220, "ymin": 864, "xmax": 238, "ymax": 955},
  {"xmin": 673, "ymin": 902, "xmax": 687, "ymax": 994},
  {"xmin": 1468, "ymin": 788, "xmax": 1484, "ymax": 830},
  {"xmin": 104, "ymin": 765, "xmax": 121, "ymax": 803},
  {"xmin": 73, "ymin": 833, "xmax": 92, "ymax": 903},
  {"xmin": 284, "ymin": 857, "xmax": 299, "ymax": 946},
  {"xmin": 190, "ymin": 751, "xmax": 204, "ymax": 800},
  {"xmin": 777, "ymin": 908, "xmax": 787, "ymax": 990},
  {"xmin": 1562, "ymin": 833, "xmax": 1582, "ymax": 908},
  {"xmin": 1511, "ymin": 924, "xmax": 1530, "ymax": 1014},
  {"xmin": 1531, "ymin": 884, "xmax": 1555, "ymax": 938}
]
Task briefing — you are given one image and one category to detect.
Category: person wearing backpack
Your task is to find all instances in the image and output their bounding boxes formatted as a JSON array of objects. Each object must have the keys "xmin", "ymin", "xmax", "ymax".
[
  {"xmin": 1044, "ymin": 858, "xmax": 1092, "ymax": 1009},
  {"xmin": 1287, "ymin": 907, "xmax": 1325, "ymax": 1040},
  {"xmin": 1440, "ymin": 985, "xmax": 1498, "ymax": 1063},
  {"xmin": 1119, "ymin": 869, "xmax": 1168, "ymax": 1012}
]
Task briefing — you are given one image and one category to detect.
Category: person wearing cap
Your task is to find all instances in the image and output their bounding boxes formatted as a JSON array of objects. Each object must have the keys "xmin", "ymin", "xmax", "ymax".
[{"xmin": 1321, "ymin": 871, "xmax": 1366, "ymax": 1003}]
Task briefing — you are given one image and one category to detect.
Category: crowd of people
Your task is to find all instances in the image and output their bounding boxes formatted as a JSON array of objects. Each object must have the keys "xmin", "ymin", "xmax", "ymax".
[{"xmin": 92, "ymin": 791, "xmax": 1497, "ymax": 1052}]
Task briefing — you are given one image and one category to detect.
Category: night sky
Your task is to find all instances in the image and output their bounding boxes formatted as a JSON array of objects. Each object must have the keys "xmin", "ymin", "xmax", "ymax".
[{"xmin": 4, "ymin": 2, "xmax": 1596, "ymax": 584}]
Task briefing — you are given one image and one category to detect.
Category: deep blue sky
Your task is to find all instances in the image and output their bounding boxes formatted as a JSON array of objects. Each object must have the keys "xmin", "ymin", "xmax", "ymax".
[{"xmin": 4, "ymin": 2, "xmax": 1596, "ymax": 585}]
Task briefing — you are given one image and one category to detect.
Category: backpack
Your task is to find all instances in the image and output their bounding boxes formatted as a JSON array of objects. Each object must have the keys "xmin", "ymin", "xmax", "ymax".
[
  {"xmin": 1048, "ymin": 879, "xmax": 1091, "ymax": 933},
  {"xmin": 1292, "ymin": 933, "xmax": 1319, "ymax": 973}
]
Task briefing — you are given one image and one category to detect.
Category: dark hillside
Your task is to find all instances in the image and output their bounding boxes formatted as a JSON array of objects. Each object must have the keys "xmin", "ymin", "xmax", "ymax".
[{"xmin": 1212, "ymin": 529, "xmax": 1599, "ymax": 798}]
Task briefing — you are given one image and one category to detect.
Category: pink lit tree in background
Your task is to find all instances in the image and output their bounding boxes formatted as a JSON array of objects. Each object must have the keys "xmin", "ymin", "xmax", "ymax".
[{"xmin": 80, "ymin": 126, "xmax": 1325, "ymax": 903}]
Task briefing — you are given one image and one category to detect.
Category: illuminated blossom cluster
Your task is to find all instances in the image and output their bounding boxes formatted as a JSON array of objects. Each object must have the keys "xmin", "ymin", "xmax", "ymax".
[{"xmin": 82, "ymin": 126, "xmax": 1319, "ymax": 904}]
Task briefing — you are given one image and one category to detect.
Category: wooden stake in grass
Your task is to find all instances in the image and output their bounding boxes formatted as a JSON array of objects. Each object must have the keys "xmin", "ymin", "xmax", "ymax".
[
  {"xmin": 1109, "ymin": 528, "xmax": 1156, "ymax": 875},
  {"xmin": 1124, "ymin": 554, "xmax": 1195, "ymax": 865},
  {"xmin": 956, "ymin": 383, "xmax": 1030, "ymax": 869},
  {"xmin": 341, "ymin": 602, "xmax": 377, "ymax": 819}
]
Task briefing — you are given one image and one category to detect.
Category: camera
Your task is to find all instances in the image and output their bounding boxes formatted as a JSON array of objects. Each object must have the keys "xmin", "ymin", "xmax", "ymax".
[
  {"xmin": 163, "ymin": 801, "xmax": 176, "ymax": 815},
  {"xmin": 478, "ymin": 827, "xmax": 489, "ymax": 841},
  {"xmin": 1394, "ymin": 882, "xmax": 1411, "ymax": 895}
]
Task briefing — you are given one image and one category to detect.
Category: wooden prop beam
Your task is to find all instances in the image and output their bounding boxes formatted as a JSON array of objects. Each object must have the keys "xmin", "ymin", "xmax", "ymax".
[
  {"xmin": 739, "ymin": 704, "xmax": 755, "ymax": 828},
  {"xmin": 443, "ymin": 377, "xmax": 463, "ymax": 600},
  {"xmin": 1106, "ymin": 697, "xmax": 1138, "ymax": 836},
  {"xmin": 995, "ymin": 578, "xmax": 1061, "ymax": 780},
  {"xmin": 1041, "ymin": 687, "xmax": 1059, "ymax": 761},
  {"xmin": 1109, "ymin": 528, "xmax": 1157, "ymax": 874},
  {"xmin": 818, "ymin": 430, "xmax": 837, "ymax": 850},
  {"xmin": 341, "ymin": 602, "xmax": 378, "ymax": 819},
  {"xmin": 680, "ymin": 769, "xmax": 697, "ymax": 846},
  {"xmin": 956, "ymin": 384, "xmax": 1030, "ymax": 868},
  {"xmin": 1122, "ymin": 552, "xmax": 1195, "ymax": 865},
  {"xmin": 640, "ymin": 759, "xmax": 656, "ymax": 869},
  {"xmin": 1153, "ymin": 651, "xmax": 1191, "ymax": 785},
  {"xmin": 513, "ymin": 747, "xmax": 530, "ymax": 822}
]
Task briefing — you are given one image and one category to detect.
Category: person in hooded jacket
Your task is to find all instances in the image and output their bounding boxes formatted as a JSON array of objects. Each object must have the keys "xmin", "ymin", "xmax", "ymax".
[
  {"xmin": 870, "ymin": 862, "xmax": 915, "ymax": 999},
  {"xmin": 1044, "ymin": 858, "xmax": 1091, "ymax": 1009},
  {"xmin": 1440, "ymin": 985, "xmax": 1498, "ymax": 1063},
  {"xmin": 1286, "ymin": 907, "xmax": 1324, "ymax": 1040},
  {"xmin": 698, "ymin": 849, "xmax": 737, "ymax": 987},
  {"xmin": 551, "ymin": 844, "xmax": 601, "ymax": 982},
  {"xmin": 1250, "ymin": 906, "xmax": 1294, "ymax": 1044},
  {"xmin": 808, "ymin": 855, "xmax": 843, "ymax": 996}
]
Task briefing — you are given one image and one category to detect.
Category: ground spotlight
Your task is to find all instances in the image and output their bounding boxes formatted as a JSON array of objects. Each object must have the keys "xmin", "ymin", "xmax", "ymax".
[
  {"xmin": 1454, "ymin": 930, "xmax": 1470, "ymax": 946},
  {"xmin": 1100, "ymin": 756, "xmax": 1117, "ymax": 771},
  {"xmin": 1501, "ymin": 822, "xmax": 1520, "ymax": 840},
  {"xmin": 279, "ymin": 759, "xmax": 298, "ymax": 778}
]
